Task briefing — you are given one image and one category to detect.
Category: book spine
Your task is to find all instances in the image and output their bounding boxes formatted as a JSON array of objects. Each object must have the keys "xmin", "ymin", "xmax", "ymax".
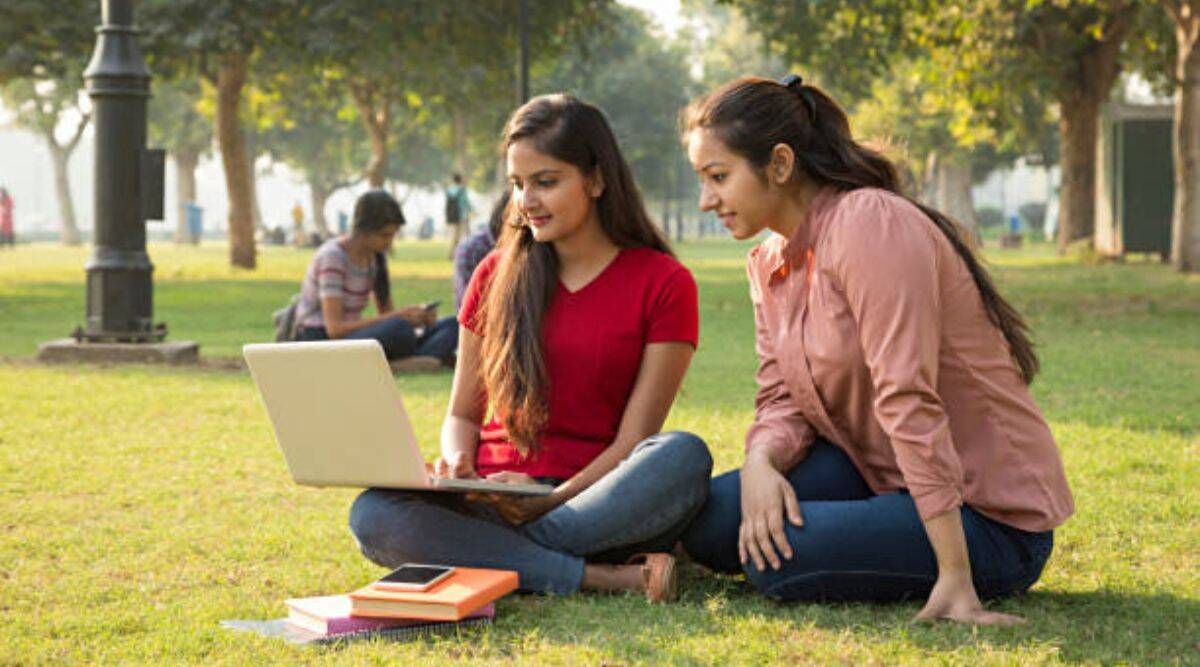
[
  {"xmin": 313, "ymin": 616, "xmax": 492, "ymax": 645},
  {"xmin": 325, "ymin": 616, "xmax": 406, "ymax": 634}
]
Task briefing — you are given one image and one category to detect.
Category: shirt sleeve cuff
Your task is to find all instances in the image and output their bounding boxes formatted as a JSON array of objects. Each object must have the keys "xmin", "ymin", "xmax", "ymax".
[
  {"xmin": 745, "ymin": 432, "xmax": 811, "ymax": 471},
  {"xmin": 911, "ymin": 485, "xmax": 964, "ymax": 522},
  {"xmin": 645, "ymin": 333, "xmax": 698, "ymax": 349}
]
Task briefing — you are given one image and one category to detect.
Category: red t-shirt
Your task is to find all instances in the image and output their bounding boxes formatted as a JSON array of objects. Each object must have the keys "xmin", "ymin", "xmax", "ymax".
[{"xmin": 459, "ymin": 246, "xmax": 699, "ymax": 480}]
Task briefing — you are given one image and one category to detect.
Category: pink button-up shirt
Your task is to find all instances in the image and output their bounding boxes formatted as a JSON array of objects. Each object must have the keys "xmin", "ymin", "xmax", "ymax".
[{"xmin": 746, "ymin": 187, "xmax": 1073, "ymax": 532}]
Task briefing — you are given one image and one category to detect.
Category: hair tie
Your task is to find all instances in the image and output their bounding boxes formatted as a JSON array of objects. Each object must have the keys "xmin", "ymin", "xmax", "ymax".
[{"xmin": 779, "ymin": 73, "xmax": 817, "ymax": 123}]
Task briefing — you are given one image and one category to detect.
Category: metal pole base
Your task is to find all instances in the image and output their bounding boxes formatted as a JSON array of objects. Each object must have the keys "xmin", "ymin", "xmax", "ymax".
[{"xmin": 72, "ymin": 322, "xmax": 167, "ymax": 344}]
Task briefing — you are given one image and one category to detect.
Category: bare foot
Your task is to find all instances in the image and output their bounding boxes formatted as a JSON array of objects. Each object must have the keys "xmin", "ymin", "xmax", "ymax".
[{"xmin": 581, "ymin": 554, "xmax": 677, "ymax": 603}]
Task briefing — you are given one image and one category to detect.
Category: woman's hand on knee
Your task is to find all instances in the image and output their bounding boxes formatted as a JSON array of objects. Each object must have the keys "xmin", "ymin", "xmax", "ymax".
[
  {"xmin": 914, "ymin": 571, "xmax": 1025, "ymax": 626},
  {"xmin": 738, "ymin": 452, "xmax": 803, "ymax": 572}
]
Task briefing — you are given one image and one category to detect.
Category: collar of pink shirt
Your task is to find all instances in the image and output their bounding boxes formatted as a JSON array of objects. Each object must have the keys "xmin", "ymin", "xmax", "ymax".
[{"xmin": 765, "ymin": 186, "xmax": 844, "ymax": 285}]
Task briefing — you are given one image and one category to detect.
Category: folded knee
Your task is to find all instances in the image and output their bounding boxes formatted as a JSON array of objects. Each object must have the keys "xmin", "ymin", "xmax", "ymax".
[
  {"xmin": 385, "ymin": 322, "xmax": 417, "ymax": 346},
  {"xmin": 348, "ymin": 488, "xmax": 391, "ymax": 551},
  {"xmin": 348, "ymin": 488, "xmax": 428, "ymax": 566},
  {"xmin": 639, "ymin": 430, "xmax": 713, "ymax": 479}
]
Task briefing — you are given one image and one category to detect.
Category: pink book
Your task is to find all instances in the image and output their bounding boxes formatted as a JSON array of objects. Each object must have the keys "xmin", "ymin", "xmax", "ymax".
[{"xmin": 285, "ymin": 594, "xmax": 495, "ymax": 636}]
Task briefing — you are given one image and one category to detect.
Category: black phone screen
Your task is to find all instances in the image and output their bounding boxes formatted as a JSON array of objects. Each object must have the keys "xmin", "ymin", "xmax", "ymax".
[{"xmin": 379, "ymin": 565, "xmax": 453, "ymax": 585}]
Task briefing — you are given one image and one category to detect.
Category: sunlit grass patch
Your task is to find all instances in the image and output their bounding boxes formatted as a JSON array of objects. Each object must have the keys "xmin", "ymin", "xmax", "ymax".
[{"xmin": 0, "ymin": 239, "xmax": 1196, "ymax": 663}]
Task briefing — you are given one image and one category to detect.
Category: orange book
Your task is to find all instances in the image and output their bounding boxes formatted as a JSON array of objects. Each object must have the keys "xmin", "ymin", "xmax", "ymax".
[{"xmin": 348, "ymin": 567, "xmax": 518, "ymax": 621}]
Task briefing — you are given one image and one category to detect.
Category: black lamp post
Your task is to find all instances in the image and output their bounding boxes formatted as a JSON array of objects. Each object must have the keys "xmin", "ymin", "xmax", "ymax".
[
  {"xmin": 79, "ymin": 0, "xmax": 165, "ymax": 342},
  {"xmin": 39, "ymin": 0, "xmax": 195, "ymax": 364}
]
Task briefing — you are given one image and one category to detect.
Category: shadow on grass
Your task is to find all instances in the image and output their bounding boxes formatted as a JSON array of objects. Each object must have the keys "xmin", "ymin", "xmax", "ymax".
[
  {"xmin": 294, "ymin": 565, "xmax": 1195, "ymax": 664},
  {"xmin": 0, "ymin": 277, "xmax": 456, "ymax": 357},
  {"xmin": 528, "ymin": 576, "xmax": 1197, "ymax": 664},
  {"xmin": 788, "ymin": 588, "xmax": 1200, "ymax": 664}
]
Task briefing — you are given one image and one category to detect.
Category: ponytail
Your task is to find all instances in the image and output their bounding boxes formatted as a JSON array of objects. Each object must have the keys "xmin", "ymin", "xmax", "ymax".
[
  {"xmin": 682, "ymin": 76, "xmax": 1039, "ymax": 383},
  {"xmin": 912, "ymin": 203, "xmax": 1039, "ymax": 382},
  {"xmin": 373, "ymin": 252, "xmax": 391, "ymax": 306}
]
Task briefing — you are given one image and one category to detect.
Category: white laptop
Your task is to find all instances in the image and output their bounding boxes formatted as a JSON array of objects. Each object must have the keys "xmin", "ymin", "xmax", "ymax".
[{"xmin": 243, "ymin": 339, "xmax": 553, "ymax": 496}]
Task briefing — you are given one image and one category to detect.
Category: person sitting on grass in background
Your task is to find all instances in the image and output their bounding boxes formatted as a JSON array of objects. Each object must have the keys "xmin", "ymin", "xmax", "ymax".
[
  {"xmin": 295, "ymin": 189, "xmax": 458, "ymax": 370},
  {"xmin": 349, "ymin": 94, "xmax": 711, "ymax": 602},
  {"xmin": 679, "ymin": 75, "xmax": 1073, "ymax": 624},
  {"xmin": 452, "ymin": 189, "xmax": 508, "ymax": 310}
]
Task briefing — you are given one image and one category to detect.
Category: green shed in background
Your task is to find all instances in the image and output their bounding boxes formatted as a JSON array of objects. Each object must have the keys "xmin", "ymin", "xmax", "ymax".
[{"xmin": 1095, "ymin": 103, "xmax": 1174, "ymax": 260}]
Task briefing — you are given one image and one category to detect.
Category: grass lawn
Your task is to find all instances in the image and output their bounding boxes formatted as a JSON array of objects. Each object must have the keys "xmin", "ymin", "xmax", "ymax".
[{"xmin": 0, "ymin": 239, "xmax": 1197, "ymax": 664}]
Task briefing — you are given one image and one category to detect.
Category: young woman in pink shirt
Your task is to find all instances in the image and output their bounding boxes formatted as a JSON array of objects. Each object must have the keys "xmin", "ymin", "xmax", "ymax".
[{"xmin": 680, "ymin": 75, "xmax": 1074, "ymax": 625}]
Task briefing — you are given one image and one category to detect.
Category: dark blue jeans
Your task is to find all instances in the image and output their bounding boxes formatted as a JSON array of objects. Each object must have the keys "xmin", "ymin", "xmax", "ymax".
[
  {"xmin": 681, "ymin": 439, "xmax": 1054, "ymax": 602},
  {"xmin": 348, "ymin": 431, "xmax": 714, "ymax": 594},
  {"xmin": 298, "ymin": 316, "xmax": 458, "ymax": 361}
]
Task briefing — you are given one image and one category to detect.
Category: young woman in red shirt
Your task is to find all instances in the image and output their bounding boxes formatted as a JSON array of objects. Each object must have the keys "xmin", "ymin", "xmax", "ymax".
[
  {"xmin": 679, "ymin": 76, "xmax": 1073, "ymax": 624},
  {"xmin": 350, "ymin": 94, "xmax": 711, "ymax": 602}
]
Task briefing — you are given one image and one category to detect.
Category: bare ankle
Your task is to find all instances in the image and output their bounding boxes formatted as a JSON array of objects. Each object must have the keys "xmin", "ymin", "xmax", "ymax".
[{"xmin": 581, "ymin": 563, "xmax": 643, "ymax": 593}]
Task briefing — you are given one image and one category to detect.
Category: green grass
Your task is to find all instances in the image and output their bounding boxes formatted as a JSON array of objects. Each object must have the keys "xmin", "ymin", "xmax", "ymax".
[{"xmin": 0, "ymin": 239, "xmax": 1197, "ymax": 664}]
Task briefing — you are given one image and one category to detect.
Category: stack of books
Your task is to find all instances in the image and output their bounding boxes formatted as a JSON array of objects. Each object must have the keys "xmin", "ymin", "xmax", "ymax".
[{"xmin": 284, "ymin": 567, "xmax": 518, "ymax": 644}]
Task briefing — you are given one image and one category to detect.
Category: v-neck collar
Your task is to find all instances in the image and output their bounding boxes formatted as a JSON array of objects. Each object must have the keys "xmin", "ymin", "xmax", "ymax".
[{"xmin": 558, "ymin": 248, "xmax": 625, "ymax": 296}]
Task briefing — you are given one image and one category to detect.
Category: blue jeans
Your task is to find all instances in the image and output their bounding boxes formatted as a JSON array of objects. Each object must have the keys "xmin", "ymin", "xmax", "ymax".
[
  {"xmin": 298, "ymin": 316, "xmax": 458, "ymax": 361},
  {"xmin": 681, "ymin": 439, "xmax": 1054, "ymax": 602},
  {"xmin": 348, "ymin": 431, "xmax": 713, "ymax": 594}
]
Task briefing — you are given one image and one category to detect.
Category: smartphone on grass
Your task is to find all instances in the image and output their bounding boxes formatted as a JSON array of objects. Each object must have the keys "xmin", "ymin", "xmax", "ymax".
[{"xmin": 372, "ymin": 563, "xmax": 455, "ymax": 591}]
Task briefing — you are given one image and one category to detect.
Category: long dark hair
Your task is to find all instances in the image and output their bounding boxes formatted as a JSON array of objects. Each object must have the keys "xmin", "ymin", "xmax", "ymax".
[
  {"xmin": 486, "ymin": 188, "xmax": 510, "ymax": 241},
  {"xmin": 483, "ymin": 94, "xmax": 671, "ymax": 453},
  {"xmin": 682, "ymin": 76, "xmax": 1038, "ymax": 384},
  {"xmin": 350, "ymin": 189, "xmax": 406, "ymax": 307}
]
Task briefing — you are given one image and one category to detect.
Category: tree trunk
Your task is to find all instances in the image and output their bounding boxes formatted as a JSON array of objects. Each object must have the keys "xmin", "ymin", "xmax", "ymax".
[
  {"xmin": 309, "ymin": 178, "xmax": 332, "ymax": 237},
  {"xmin": 1056, "ymin": 3, "xmax": 1135, "ymax": 254},
  {"xmin": 922, "ymin": 150, "xmax": 940, "ymax": 205},
  {"xmin": 921, "ymin": 150, "xmax": 978, "ymax": 239},
  {"xmin": 245, "ymin": 132, "xmax": 266, "ymax": 232},
  {"xmin": 47, "ymin": 143, "xmax": 81, "ymax": 246},
  {"xmin": 938, "ymin": 155, "xmax": 979, "ymax": 238},
  {"xmin": 173, "ymin": 148, "xmax": 198, "ymax": 244},
  {"xmin": 363, "ymin": 118, "xmax": 388, "ymax": 188},
  {"xmin": 1056, "ymin": 95, "xmax": 1102, "ymax": 251},
  {"xmin": 1171, "ymin": 2, "xmax": 1200, "ymax": 272},
  {"xmin": 351, "ymin": 83, "xmax": 391, "ymax": 187},
  {"xmin": 452, "ymin": 108, "xmax": 468, "ymax": 177},
  {"xmin": 215, "ymin": 51, "xmax": 256, "ymax": 269}
]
